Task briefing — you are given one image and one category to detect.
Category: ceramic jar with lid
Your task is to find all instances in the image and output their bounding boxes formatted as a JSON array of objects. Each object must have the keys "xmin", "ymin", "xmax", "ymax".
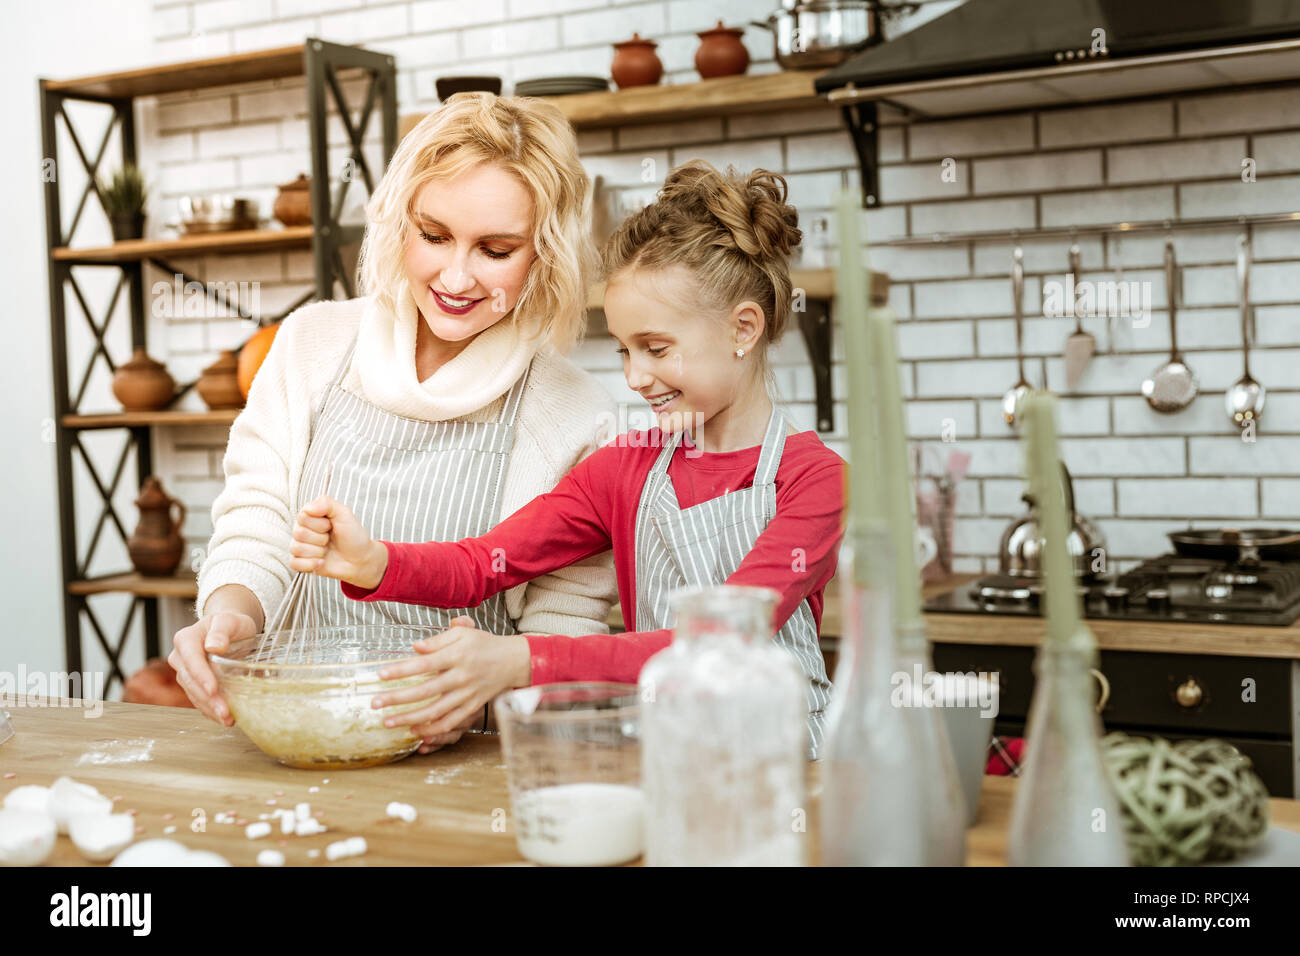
[
  {"xmin": 611, "ymin": 33, "xmax": 663, "ymax": 89},
  {"xmin": 112, "ymin": 349, "xmax": 175, "ymax": 412},
  {"xmin": 272, "ymin": 174, "xmax": 312, "ymax": 227},
  {"xmin": 196, "ymin": 350, "xmax": 244, "ymax": 410},
  {"xmin": 695, "ymin": 21, "xmax": 750, "ymax": 78},
  {"xmin": 127, "ymin": 476, "xmax": 187, "ymax": 577}
]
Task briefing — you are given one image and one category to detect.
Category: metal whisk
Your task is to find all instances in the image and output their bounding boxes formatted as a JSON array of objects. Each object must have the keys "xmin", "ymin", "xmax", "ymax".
[{"xmin": 256, "ymin": 461, "xmax": 334, "ymax": 664}]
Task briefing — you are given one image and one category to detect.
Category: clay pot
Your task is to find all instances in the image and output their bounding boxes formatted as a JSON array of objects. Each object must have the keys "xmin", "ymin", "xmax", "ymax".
[
  {"xmin": 273, "ymin": 173, "xmax": 312, "ymax": 227},
  {"xmin": 611, "ymin": 33, "xmax": 663, "ymax": 89},
  {"xmin": 127, "ymin": 476, "xmax": 187, "ymax": 577},
  {"xmin": 112, "ymin": 349, "xmax": 175, "ymax": 411},
  {"xmin": 123, "ymin": 657, "xmax": 195, "ymax": 708},
  {"xmin": 695, "ymin": 21, "xmax": 750, "ymax": 79},
  {"xmin": 196, "ymin": 350, "xmax": 244, "ymax": 410},
  {"xmin": 237, "ymin": 322, "xmax": 281, "ymax": 399}
]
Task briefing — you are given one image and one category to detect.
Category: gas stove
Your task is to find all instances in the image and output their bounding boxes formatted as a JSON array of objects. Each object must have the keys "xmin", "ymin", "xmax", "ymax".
[{"xmin": 925, "ymin": 554, "xmax": 1300, "ymax": 627}]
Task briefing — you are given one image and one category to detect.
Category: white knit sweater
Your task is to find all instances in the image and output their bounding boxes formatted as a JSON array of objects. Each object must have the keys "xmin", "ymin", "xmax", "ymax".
[{"xmin": 196, "ymin": 285, "xmax": 619, "ymax": 637}]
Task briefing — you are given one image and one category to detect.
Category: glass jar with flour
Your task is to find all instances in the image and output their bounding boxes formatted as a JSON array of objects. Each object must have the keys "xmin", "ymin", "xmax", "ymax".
[{"xmin": 640, "ymin": 585, "xmax": 808, "ymax": 866}]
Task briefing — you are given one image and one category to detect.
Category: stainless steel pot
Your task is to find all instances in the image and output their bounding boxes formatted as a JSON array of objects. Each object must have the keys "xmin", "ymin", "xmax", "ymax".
[
  {"xmin": 999, "ymin": 463, "xmax": 1106, "ymax": 578},
  {"xmin": 752, "ymin": 1, "xmax": 880, "ymax": 70}
]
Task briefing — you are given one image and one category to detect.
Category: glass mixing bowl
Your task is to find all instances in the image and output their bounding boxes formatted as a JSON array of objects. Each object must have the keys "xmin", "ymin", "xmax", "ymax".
[{"xmin": 210, "ymin": 624, "xmax": 440, "ymax": 769}]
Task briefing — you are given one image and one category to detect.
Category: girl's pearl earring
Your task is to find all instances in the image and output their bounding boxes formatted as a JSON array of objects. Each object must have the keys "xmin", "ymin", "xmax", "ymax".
[{"xmin": 735, "ymin": 348, "xmax": 745, "ymax": 358}]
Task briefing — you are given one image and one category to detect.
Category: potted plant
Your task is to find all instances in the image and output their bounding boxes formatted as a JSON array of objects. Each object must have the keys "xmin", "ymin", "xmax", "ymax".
[{"xmin": 99, "ymin": 164, "xmax": 148, "ymax": 241}]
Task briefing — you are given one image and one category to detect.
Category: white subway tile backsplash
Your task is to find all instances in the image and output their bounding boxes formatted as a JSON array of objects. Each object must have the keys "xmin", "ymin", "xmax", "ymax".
[
  {"xmin": 1261, "ymin": 479, "xmax": 1300, "ymax": 518},
  {"xmin": 1041, "ymin": 185, "xmax": 1175, "ymax": 228},
  {"xmin": 411, "ymin": 0, "xmax": 506, "ymax": 32},
  {"xmin": 1044, "ymin": 350, "xmax": 1245, "ymax": 394},
  {"xmin": 1117, "ymin": 479, "xmax": 1257, "ymax": 518},
  {"xmin": 1107, "ymin": 137, "xmax": 1247, "ymax": 185},
  {"xmin": 1189, "ymin": 436, "xmax": 1300, "ymax": 475},
  {"xmin": 1179, "ymin": 87, "xmax": 1300, "ymax": 136},
  {"xmin": 785, "ymin": 131, "xmax": 857, "ymax": 173},
  {"xmin": 973, "ymin": 238, "xmax": 1105, "ymax": 276},
  {"xmin": 727, "ymin": 108, "xmax": 844, "ymax": 140},
  {"xmin": 879, "ymin": 161, "xmax": 969, "ymax": 202},
  {"xmin": 908, "ymin": 114, "xmax": 1035, "ymax": 160},
  {"xmin": 915, "ymin": 359, "xmax": 1021, "ymax": 399},
  {"xmin": 561, "ymin": 3, "xmax": 666, "ymax": 46},
  {"xmin": 319, "ymin": 4, "xmax": 410, "ymax": 43},
  {"xmin": 618, "ymin": 118, "xmax": 722, "ymax": 151},
  {"xmin": 866, "ymin": 244, "xmax": 970, "ymax": 281},
  {"xmin": 672, "ymin": 139, "xmax": 783, "ymax": 174},
  {"xmin": 157, "ymin": 95, "xmax": 235, "ymax": 131},
  {"xmin": 193, "ymin": 0, "xmax": 271, "ymax": 33},
  {"xmin": 1039, "ymin": 101, "xmax": 1174, "ymax": 148},
  {"xmin": 196, "ymin": 121, "xmax": 282, "ymax": 157},
  {"xmin": 508, "ymin": 0, "xmax": 609, "ymax": 17},
  {"xmin": 1094, "ymin": 519, "xmax": 1194, "ymax": 558},
  {"xmin": 1180, "ymin": 174, "xmax": 1300, "ymax": 219},
  {"xmin": 905, "ymin": 400, "xmax": 977, "ymax": 441},
  {"xmin": 463, "ymin": 17, "xmax": 560, "ymax": 58},
  {"xmin": 913, "ymin": 276, "xmax": 1041, "ymax": 319},
  {"xmin": 1252, "ymin": 131, "xmax": 1300, "ymax": 175},
  {"xmin": 952, "ymin": 517, "xmax": 1009, "ymax": 555},
  {"xmin": 973, "ymin": 150, "xmax": 1102, "ymax": 195},
  {"xmin": 1111, "ymin": 394, "xmax": 1236, "ymax": 436},
  {"xmin": 896, "ymin": 320, "xmax": 974, "ymax": 359},
  {"xmin": 1057, "ymin": 437, "xmax": 1185, "ymax": 476},
  {"xmin": 231, "ymin": 17, "xmax": 318, "ymax": 54},
  {"xmin": 910, "ymin": 196, "xmax": 1036, "ymax": 236}
]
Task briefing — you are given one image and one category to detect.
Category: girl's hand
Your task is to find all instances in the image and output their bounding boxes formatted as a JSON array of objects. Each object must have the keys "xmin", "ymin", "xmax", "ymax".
[
  {"xmin": 288, "ymin": 494, "xmax": 388, "ymax": 589},
  {"xmin": 371, "ymin": 616, "xmax": 532, "ymax": 739}
]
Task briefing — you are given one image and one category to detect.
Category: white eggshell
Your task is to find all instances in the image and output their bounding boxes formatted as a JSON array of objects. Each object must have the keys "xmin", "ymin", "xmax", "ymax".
[
  {"xmin": 0, "ymin": 808, "xmax": 57, "ymax": 866},
  {"xmin": 110, "ymin": 838, "xmax": 193, "ymax": 867},
  {"xmin": 3, "ymin": 785, "xmax": 52, "ymax": 815},
  {"xmin": 49, "ymin": 776, "xmax": 112, "ymax": 834},
  {"xmin": 69, "ymin": 812, "xmax": 135, "ymax": 862}
]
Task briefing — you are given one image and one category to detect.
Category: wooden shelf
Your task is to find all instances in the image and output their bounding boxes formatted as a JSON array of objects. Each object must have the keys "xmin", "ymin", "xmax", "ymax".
[
  {"xmin": 62, "ymin": 410, "xmax": 241, "ymax": 429},
  {"xmin": 68, "ymin": 572, "xmax": 197, "ymax": 599},
  {"xmin": 53, "ymin": 226, "xmax": 314, "ymax": 264},
  {"xmin": 43, "ymin": 44, "xmax": 309, "ymax": 99},
  {"xmin": 400, "ymin": 70, "xmax": 830, "ymax": 137}
]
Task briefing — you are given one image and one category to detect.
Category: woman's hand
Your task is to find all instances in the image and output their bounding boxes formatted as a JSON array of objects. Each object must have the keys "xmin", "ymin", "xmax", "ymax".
[
  {"xmin": 289, "ymin": 494, "xmax": 389, "ymax": 589},
  {"xmin": 168, "ymin": 609, "xmax": 259, "ymax": 725},
  {"xmin": 371, "ymin": 616, "xmax": 532, "ymax": 739}
]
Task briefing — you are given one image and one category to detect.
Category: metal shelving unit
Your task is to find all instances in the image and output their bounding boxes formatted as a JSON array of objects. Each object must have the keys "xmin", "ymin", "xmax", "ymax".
[{"xmin": 40, "ymin": 38, "xmax": 397, "ymax": 691}]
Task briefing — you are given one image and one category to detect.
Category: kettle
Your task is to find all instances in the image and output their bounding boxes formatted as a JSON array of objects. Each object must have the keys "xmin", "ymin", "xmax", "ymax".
[{"xmin": 998, "ymin": 462, "xmax": 1106, "ymax": 578}]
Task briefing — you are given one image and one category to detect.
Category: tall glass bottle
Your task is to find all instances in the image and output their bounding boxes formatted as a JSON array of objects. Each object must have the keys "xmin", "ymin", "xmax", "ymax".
[
  {"xmin": 1007, "ymin": 394, "xmax": 1129, "ymax": 866},
  {"xmin": 640, "ymin": 585, "xmax": 808, "ymax": 867},
  {"xmin": 822, "ymin": 524, "xmax": 928, "ymax": 865}
]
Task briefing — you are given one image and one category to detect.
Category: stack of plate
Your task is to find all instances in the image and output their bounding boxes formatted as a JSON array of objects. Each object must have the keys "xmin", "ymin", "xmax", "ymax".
[{"xmin": 514, "ymin": 75, "xmax": 609, "ymax": 97}]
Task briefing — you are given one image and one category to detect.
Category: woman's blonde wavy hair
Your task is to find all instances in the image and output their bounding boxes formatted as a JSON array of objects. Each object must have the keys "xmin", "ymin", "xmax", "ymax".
[
  {"xmin": 601, "ymin": 160, "xmax": 801, "ymax": 372},
  {"xmin": 358, "ymin": 92, "xmax": 595, "ymax": 352}
]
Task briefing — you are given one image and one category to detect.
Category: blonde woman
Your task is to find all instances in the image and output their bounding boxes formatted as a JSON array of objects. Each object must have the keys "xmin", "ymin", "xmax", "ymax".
[{"xmin": 169, "ymin": 94, "xmax": 618, "ymax": 750}]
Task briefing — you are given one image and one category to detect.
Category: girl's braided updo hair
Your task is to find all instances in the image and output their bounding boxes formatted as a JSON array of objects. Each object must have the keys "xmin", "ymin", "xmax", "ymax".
[{"xmin": 602, "ymin": 161, "xmax": 802, "ymax": 357}]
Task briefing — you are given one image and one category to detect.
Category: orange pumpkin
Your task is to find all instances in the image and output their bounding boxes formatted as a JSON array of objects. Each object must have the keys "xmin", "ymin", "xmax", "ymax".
[{"xmin": 237, "ymin": 322, "xmax": 281, "ymax": 398}]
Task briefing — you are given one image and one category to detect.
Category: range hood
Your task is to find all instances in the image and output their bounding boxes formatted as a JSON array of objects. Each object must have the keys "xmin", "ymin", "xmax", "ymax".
[{"xmin": 818, "ymin": 0, "xmax": 1300, "ymax": 116}]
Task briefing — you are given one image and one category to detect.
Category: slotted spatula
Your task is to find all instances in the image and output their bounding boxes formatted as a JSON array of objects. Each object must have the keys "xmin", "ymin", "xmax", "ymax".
[{"xmin": 1063, "ymin": 244, "xmax": 1095, "ymax": 390}]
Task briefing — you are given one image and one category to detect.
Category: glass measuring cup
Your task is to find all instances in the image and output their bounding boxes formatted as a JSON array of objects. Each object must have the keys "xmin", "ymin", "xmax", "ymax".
[{"xmin": 495, "ymin": 683, "xmax": 642, "ymax": 866}]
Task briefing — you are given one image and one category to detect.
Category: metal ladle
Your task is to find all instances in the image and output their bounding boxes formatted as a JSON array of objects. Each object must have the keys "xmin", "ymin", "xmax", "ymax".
[
  {"xmin": 1141, "ymin": 239, "xmax": 1198, "ymax": 412},
  {"xmin": 1226, "ymin": 233, "xmax": 1266, "ymax": 429},
  {"xmin": 1002, "ymin": 245, "xmax": 1031, "ymax": 427}
]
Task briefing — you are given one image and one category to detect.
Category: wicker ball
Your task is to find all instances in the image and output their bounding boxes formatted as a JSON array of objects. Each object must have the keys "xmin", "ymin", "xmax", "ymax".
[{"xmin": 1102, "ymin": 732, "xmax": 1270, "ymax": 866}]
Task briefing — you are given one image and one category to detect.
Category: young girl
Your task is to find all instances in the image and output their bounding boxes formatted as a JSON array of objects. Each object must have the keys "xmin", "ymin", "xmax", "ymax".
[{"xmin": 290, "ymin": 161, "xmax": 846, "ymax": 758}]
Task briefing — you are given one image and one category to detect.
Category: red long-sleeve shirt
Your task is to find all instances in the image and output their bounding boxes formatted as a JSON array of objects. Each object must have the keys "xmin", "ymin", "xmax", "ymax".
[{"xmin": 342, "ymin": 428, "xmax": 846, "ymax": 684}]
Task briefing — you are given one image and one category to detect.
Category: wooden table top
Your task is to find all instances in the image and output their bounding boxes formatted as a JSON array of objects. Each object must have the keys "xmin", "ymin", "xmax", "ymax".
[{"xmin": 7, "ymin": 698, "xmax": 1300, "ymax": 866}]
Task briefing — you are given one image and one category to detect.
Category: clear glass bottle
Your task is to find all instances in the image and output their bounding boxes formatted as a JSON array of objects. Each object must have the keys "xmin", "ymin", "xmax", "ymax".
[
  {"xmin": 640, "ymin": 585, "xmax": 808, "ymax": 867},
  {"xmin": 822, "ymin": 526, "xmax": 928, "ymax": 865},
  {"xmin": 896, "ymin": 624, "xmax": 969, "ymax": 866},
  {"xmin": 1006, "ymin": 634, "xmax": 1130, "ymax": 867}
]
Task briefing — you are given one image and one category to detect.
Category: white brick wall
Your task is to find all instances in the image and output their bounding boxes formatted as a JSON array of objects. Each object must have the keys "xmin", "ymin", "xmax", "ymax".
[{"xmin": 136, "ymin": 0, "xmax": 1300, "ymax": 639}]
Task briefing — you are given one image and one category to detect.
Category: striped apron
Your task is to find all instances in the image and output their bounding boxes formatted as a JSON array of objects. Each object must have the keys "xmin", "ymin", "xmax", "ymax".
[
  {"xmin": 633, "ymin": 407, "xmax": 832, "ymax": 758},
  {"xmin": 293, "ymin": 332, "xmax": 529, "ymax": 634}
]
